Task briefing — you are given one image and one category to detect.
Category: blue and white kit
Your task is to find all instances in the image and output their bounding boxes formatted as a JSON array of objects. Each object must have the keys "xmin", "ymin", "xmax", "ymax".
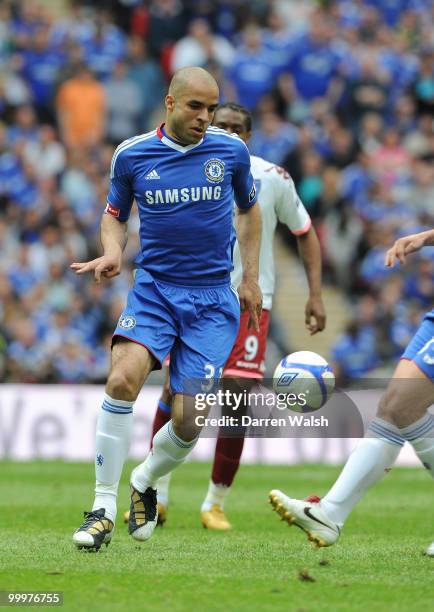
[{"xmin": 107, "ymin": 124, "xmax": 257, "ymax": 393}]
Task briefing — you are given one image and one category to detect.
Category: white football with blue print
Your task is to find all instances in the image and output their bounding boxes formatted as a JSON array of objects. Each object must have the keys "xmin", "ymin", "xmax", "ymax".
[{"xmin": 273, "ymin": 351, "xmax": 335, "ymax": 412}]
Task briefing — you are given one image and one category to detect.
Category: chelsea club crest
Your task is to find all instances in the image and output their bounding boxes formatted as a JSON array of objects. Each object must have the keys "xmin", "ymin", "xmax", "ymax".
[
  {"xmin": 204, "ymin": 158, "xmax": 225, "ymax": 183},
  {"xmin": 119, "ymin": 315, "xmax": 136, "ymax": 330}
]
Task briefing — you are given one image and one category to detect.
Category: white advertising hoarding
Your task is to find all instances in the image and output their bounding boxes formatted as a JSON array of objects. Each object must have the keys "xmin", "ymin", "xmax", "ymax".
[{"xmin": 0, "ymin": 384, "xmax": 420, "ymax": 465}]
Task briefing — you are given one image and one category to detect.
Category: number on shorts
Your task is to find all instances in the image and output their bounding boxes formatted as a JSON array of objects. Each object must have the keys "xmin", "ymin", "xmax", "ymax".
[
  {"xmin": 201, "ymin": 364, "xmax": 223, "ymax": 391},
  {"xmin": 244, "ymin": 335, "xmax": 259, "ymax": 361}
]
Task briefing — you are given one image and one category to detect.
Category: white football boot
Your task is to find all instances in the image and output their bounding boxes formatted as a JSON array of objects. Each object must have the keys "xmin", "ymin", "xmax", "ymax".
[
  {"xmin": 426, "ymin": 541, "xmax": 434, "ymax": 557},
  {"xmin": 269, "ymin": 490, "xmax": 340, "ymax": 547}
]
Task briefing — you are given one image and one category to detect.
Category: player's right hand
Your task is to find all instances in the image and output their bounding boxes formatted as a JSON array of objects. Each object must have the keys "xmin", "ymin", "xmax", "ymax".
[
  {"xmin": 238, "ymin": 278, "xmax": 262, "ymax": 332},
  {"xmin": 385, "ymin": 233, "xmax": 427, "ymax": 267},
  {"xmin": 70, "ymin": 254, "xmax": 122, "ymax": 283}
]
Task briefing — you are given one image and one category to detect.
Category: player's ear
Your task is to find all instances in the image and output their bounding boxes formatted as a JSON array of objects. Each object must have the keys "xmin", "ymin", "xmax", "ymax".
[
  {"xmin": 243, "ymin": 130, "xmax": 252, "ymax": 144},
  {"xmin": 165, "ymin": 94, "xmax": 175, "ymax": 112}
]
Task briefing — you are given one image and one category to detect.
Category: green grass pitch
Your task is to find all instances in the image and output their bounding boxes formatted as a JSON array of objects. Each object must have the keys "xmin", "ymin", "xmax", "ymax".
[{"xmin": 0, "ymin": 460, "xmax": 432, "ymax": 611}]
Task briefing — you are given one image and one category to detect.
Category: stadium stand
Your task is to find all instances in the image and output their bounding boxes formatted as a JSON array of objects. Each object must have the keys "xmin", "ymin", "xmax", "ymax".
[{"xmin": 0, "ymin": 0, "xmax": 433, "ymax": 385}]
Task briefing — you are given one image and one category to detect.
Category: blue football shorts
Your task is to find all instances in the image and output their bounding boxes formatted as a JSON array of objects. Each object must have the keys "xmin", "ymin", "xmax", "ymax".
[
  {"xmin": 113, "ymin": 268, "xmax": 240, "ymax": 394},
  {"xmin": 401, "ymin": 314, "xmax": 434, "ymax": 380}
]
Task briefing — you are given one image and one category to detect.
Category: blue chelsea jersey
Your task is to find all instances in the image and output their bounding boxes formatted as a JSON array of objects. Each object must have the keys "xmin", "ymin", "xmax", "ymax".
[{"xmin": 106, "ymin": 124, "xmax": 257, "ymax": 285}]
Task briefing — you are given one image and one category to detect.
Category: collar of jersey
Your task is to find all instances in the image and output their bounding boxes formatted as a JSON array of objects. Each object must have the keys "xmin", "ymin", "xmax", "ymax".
[{"xmin": 157, "ymin": 123, "xmax": 204, "ymax": 153}]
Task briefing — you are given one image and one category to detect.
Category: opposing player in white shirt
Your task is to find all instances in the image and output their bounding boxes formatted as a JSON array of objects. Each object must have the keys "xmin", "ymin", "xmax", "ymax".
[{"xmin": 124, "ymin": 102, "xmax": 326, "ymax": 529}]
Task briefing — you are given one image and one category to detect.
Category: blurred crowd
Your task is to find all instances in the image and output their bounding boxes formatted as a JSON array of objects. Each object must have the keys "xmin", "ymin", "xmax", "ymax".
[{"xmin": 0, "ymin": 0, "xmax": 433, "ymax": 383}]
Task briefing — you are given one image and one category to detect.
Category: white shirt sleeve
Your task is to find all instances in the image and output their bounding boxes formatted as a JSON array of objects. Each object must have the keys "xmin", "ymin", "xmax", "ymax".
[{"xmin": 272, "ymin": 165, "xmax": 311, "ymax": 234}]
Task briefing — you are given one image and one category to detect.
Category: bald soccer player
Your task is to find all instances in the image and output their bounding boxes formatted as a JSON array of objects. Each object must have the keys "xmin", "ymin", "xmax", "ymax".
[
  {"xmin": 125, "ymin": 102, "xmax": 325, "ymax": 530},
  {"xmin": 71, "ymin": 67, "xmax": 262, "ymax": 551}
]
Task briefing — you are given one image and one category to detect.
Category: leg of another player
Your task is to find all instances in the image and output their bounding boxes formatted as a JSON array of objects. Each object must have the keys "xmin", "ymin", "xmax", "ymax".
[
  {"xmin": 321, "ymin": 358, "xmax": 434, "ymax": 524},
  {"xmin": 73, "ymin": 338, "xmax": 156, "ymax": 550},
  {"xmin": 200, "ymin": 436, "xmax": 245, "ymax": 530},
  {"xmin": 270, "ymin": 358, "xmax": 434, "ymax": 547},
  {"xmin": 201, "ymin": 377, "xmax": 252, "ymax": 530},
  {"xmin": 378, "ymin": 359, "xmax": 434, "ymax": 474}
]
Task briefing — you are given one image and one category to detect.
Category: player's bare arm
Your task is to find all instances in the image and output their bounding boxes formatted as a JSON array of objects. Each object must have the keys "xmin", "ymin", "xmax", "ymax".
[
  {"xmin": 70, "ymin": 213, "xmax": 128, "ymax": 283},
  {"xmin": 296, "ymin": 226, "xmax": 326, "ymax": 335},
  {"xmin": 385, "ymin": 228, "xmax": 434, "ymax": 267},
  {"xmin": 236, "ymin": 203, "xmax": 262, "ymax": 332}
]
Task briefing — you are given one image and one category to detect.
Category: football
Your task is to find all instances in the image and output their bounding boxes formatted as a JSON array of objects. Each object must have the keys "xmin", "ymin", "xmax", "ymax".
[{"xmin": 273, "ymin": 351, "xmax": 335, "ymax": 412}]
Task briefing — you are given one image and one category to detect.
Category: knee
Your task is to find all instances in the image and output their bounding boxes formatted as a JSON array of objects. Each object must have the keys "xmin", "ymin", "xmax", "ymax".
[
  {"xmin": 171, "ymin": 411, "xmax": 197, "ymax": 443},
  {"xmin": 377, "ymin": 388, "xmax": 402, "ymax": 425},
  {"xmin": 106, "ymin": 370, "xmax": 140, "ymax": 402}
]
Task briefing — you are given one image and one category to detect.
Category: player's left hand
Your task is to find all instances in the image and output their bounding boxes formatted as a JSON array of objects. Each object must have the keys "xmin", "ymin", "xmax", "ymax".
[
  {"xmin": 305, "ymin": 295, "xmax": 326, "ymax": 335},
  {"xmin": 238, "ymin": 279, "xmax": 262, "ymax": 332}
]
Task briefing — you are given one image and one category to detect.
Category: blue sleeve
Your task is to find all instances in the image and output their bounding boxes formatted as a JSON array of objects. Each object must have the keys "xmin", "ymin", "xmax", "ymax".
[
  {"xmin": 106, "ymin": 146, "xmax": 134, "ymax": 222},
  {"xmin": 232, "ymin": 140, "xmax": 258, "ymax": 210}
]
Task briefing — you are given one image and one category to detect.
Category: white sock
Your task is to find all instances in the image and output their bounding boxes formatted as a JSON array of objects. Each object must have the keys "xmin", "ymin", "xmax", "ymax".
[
  {"xmin": 399, "ymin": 413, "xmax": 434, "ymax": 478},
  {"xmin": 92, "ymin": 395, "xmax": 134, "ymax": 522},
  {"xmin": 156, "ymin": 472, "xmax": 172, "ymax": 507},
  {"xmin": 131, "ymin": 421, "xmax": 197, "ymax": 492},
  {"xmin": 321, "ymin": 418, "xmax": 404, "ymax": 526},
  {"xmin": 201, "ymin": 480, "xmax": 230, "ymax": 512}
]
